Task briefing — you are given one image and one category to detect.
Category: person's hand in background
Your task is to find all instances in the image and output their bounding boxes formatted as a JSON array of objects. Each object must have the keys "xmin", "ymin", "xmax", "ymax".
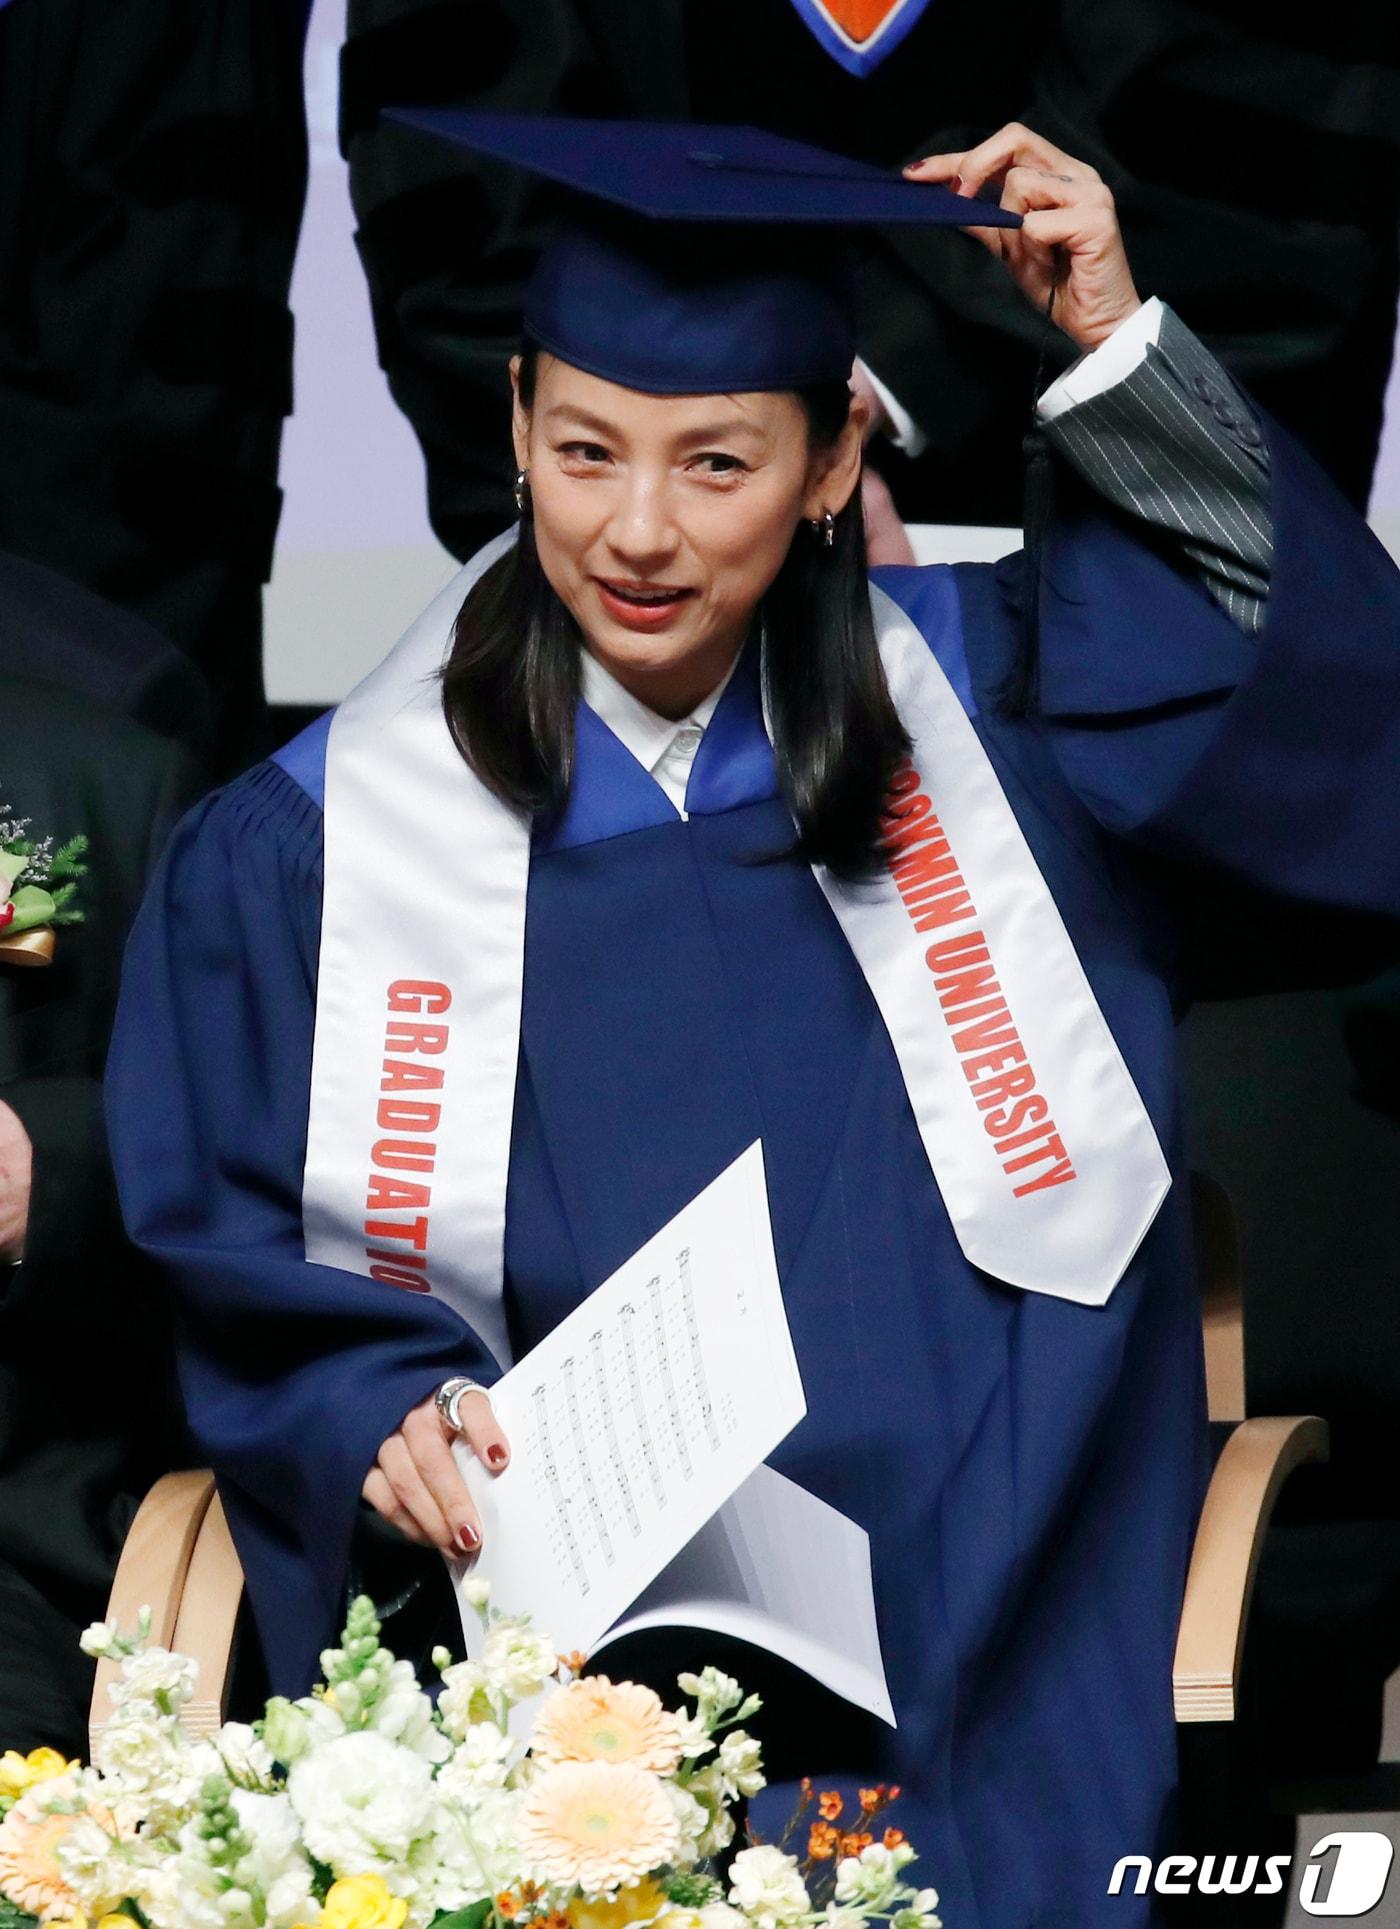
[{"xmin": 0, "ymin": 1100, "xmax": 32, "ymax": 1262}]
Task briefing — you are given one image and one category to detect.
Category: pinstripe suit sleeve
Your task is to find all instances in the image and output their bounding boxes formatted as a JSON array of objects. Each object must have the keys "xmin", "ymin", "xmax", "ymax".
[{"xmin": 1037, "ymin": 303, "xmax": 1273, "ymax": 638}]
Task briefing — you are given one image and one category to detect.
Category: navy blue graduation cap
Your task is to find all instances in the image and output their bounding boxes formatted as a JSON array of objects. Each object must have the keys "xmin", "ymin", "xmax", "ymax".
[{"xmin": 384, "ymin": 109, "xmax": 1021, "ymax": 395}]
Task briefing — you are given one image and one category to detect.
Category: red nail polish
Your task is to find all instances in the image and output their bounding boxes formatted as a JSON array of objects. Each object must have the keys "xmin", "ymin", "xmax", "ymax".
[
  {"xmin": 486, "ymin": 1444, "xmax": 508, "ymax": 1469},
  {"xmin": 457, "ymin": 1522, "xmax": 480, "ymax": 1553}
]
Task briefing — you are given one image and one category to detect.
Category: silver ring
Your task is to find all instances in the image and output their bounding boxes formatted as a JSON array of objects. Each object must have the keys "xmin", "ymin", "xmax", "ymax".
[{"xmin": 435, "ymin": 1376, "xmax": 489, "ymax": 1434}]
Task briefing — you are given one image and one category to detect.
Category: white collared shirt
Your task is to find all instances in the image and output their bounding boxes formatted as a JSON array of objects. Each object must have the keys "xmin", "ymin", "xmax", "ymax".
[
  {"xmin": 858, "ymin": 295, "xmax": 1165, "ymax": 451},
  {"xmin": 579, "ymin": 648, "xmax": 738, "ymax": 818}
]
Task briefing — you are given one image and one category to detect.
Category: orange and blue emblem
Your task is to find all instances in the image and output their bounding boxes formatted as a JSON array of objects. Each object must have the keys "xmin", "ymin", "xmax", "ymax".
[{"xmin": 787, "ymin": 0, "xmax": 933, "ymax": 75}]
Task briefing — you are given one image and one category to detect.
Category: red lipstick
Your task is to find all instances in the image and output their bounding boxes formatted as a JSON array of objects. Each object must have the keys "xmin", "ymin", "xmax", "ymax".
[{"xmin": 594, "ymin": 579, "xmax": 695, "ymax": 631}]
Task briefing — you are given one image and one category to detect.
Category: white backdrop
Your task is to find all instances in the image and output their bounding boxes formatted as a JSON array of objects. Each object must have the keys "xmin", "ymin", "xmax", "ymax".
[{"xmin": 266, "ymin": 0, "xmax": 1400, "ymax": 706}]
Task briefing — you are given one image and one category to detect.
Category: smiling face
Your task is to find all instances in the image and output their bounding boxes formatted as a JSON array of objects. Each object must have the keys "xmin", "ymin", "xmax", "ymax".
[{"xmin": 511, "ymin": 350, "xmax": 866, "ymax": 719}]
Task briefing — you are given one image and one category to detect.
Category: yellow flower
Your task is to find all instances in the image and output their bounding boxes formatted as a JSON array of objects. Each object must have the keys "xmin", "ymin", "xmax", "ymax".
[
  {"xmin": 295, "ymin": 1872, "xmax": 409, "ymax": 1929},
  {"xmin": 571, "ymin": 1877, "xmax": 667, "ymax": 1929},
  {"xmin": 41, "ymin": 1917, "xmax": 134, "ymax": 1929},
  {"xmin": 533, "ymin": 1681, "xmax": 682, "ymax": 1778},
  {"xmin": 518, "ymin": 1762, "xmax": 680, "ymax": 1893},
  {"xmin": 0, "ymin": 1749, "xmax": 76, "ymax": 1798}
]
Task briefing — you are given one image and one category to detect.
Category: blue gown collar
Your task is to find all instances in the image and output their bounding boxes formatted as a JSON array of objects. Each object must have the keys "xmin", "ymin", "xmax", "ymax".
[
  {"xmin": 274, "ymin": 635, "xmax": 787, "ymax": 856},
  {"xmin": 536, "ymin": 637, "xmax": 779, "ymax": 854}
]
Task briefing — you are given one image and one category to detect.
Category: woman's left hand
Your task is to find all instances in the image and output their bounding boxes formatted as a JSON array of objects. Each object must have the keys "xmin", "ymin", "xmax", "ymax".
[{"xmin": 903, "ymin": 124, "xmax": 1142, "ymax": 351}]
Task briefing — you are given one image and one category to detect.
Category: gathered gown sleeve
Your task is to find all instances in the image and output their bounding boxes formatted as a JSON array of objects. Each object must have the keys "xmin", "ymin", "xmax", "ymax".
[
  {"xmin": 105, "ymin": 763, "xmax": 495, "ymax": 1693},
  {"xmin": 932, "ymin": 334, "xmax": 1400, "ymax": 999}
]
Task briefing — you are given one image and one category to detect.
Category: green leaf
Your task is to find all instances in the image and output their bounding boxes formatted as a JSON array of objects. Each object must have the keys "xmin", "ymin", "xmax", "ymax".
[
  {"xmin": 6, "ymin": 885, "xmax": 55, "ymax": 933},
  {"xmin": 50, "ymin": 835, "xmax": 89, "ymax": 876},
  {"xmin": 666, "ymin": 1872, "xmax": 722, "ymax": 1907},
  {"xmin": 0, "ymin": 1897, "xmax": 41, "ymax": 1928},
  {"xmin": 0, "ymin": 852, "xmax": 25, "ymax": 886},
  {"xmin": 47, "ymin": 881, "xmax": 85, "ymax": 926},
  {"xmin": 430, "ymin": 1902, "xmax": 494, "ymax": 1929}
]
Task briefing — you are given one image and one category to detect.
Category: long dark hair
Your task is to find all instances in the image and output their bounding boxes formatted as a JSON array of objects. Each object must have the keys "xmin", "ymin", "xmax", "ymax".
[{"xmin": 441, "ymin": 342, "xmax": 911, "ymax": 878}]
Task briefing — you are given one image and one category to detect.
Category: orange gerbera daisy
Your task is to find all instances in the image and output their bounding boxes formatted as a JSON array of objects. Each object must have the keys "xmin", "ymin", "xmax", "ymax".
[
  {"xmin": 0, "ymin": 1799, "xmax": 88, "ymax": 1920},
  {"xmin": 517, "ymin": 1763, "xmax": 679, "ymax": 1892},
  {"xmin": 532, "ymin": 1679, "xmax": 683, "ymax": 1776}
]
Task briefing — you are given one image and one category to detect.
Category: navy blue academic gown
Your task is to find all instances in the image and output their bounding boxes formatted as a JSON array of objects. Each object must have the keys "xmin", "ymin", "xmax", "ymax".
[{"xmin": 107, "ymin": 417, "xmax": 1400, "ymax": 1929}]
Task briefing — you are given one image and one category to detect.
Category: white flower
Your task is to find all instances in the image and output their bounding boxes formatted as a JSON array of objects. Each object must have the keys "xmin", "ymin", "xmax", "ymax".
[
  {"xmin": 482, "ymin": 1623, "xmax": 558, "ymax": 1703},
  {"xmin": 438, "ymin": 1661, "xmax": 495, "ymax": 1741},
  {"xmin": 288, "ymin": 1731, "xmax": 435, "ymax": 1873},
  {"xmin": 715, "ymin": 1731, "xmax": 765, "ymax": 1799},
  {"xmin": 215, "ymin": 1722, "xmax": 277, "ymax": 1789},
  {"xmin": 231, "ymin": 1789, "xmax": 319, "ymax": 1927},
  {"xmin": 112, "ymin": 1647, "xmax": 198, "ymax": 1714},
  {"xmin": 664, "ymin": 1780, "xmax": 708, "ymax": 1863},
  {"xmin": 92, "ymin": 1714, "xmax": 200, "ymax": 1813},
  {"xmin": 27, "ymin": 1766, "xmax": 102, "ymax": 1814},
  {"xmin": 682, "ymin": 1765, "xmax": 736, "ymax": 1858},
  {"xmin": 890, "ymin": 1895, "xmax": 941, "ymax": 1929},
  {"xmin": 52, "ymin": 1810, "xmax": 133, "ymax": 1916},
  {"xmin": 675, "ymin": 1712, "xmax": 715, "ymax": 1760},
  {"xmin": 421, "ymin": 1786, "xmax": 522, "ymax": 1916},
  {"xmin": 462, "ymin": 1577, "xmax": 492, "ymax": 1610},
  {"xmin": 698, "ymin": 1908, "xmax": 747, "ymax": 1929},
  {"xmin": 820, "ymin": 1909, "xmax": 869, "ymax": 1929},
  {"xmin": 261, "ymin": 1697, "xmax": 315, "ymax": 1766},
  {"xmin": 298, "ymin": 1692, "xmax": 348, "ymax": 1745},
  {"xmin": 728, "ymin": 1844, "xmax": 810, "ymax": 1929},
  {"xmin": 659, "ymin": 1908, "xmax": 747, "ymax": 1929},
  {"xmin": 677, "ymin": 1669, "xmax": 742, "ymax": 1720},
  {"xmin": 366, "ymin": 1657, "xmax": 451, "ymax": 1762},
  {"xmin": 123, "ymin": 1856, "xmax": 185, "ymax": 1928},
  {"xmin": 79, "ymin": 1619, "xmax": 120, "ymax": 1659},
  {"xmin": 437, "ymin": 1721, "xmax": 514, "ymax": 1798},
  {"xmin": 834, "ymin": 1843, "xmax": 918, "ymax": 1912}
]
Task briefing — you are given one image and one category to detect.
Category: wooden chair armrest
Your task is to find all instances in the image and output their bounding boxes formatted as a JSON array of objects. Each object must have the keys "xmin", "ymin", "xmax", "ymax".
[
  {"xmin": 1173, "ymin": 1414, "xmax": 1328, "ymax": 1723},
  {"xmin": 1191, "ymin": 1171, "xmax": 1245, "ymax": 1424},
  {"xmin": 89, "ymin": 1471, "xmax": 245, "ymax": 1750},
  {"xmin": 169, "ymin": 1491, "xmax": 245, "ymax": 1739}
]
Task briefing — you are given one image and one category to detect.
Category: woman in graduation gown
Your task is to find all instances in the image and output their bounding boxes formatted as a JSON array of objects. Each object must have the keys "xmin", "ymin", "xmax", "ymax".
[{"xmin": 107, "ymin": 115, "xmax": 1400, "ymax": 1928}]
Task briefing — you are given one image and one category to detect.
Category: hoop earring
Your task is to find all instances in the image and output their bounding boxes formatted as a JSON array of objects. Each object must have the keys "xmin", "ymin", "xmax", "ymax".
[
  {"xmin": 514, "ymin": 467, "xmax": 531, "ymax": 515},
  {"xmin": 809, "ymin": 507, "xmax": 836, "ymax": 550}
]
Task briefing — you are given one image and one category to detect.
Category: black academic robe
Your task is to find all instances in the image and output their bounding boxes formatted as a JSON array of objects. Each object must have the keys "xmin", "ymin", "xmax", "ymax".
[
  {"xmin": 0, "ymin": 678, "xmax": 198, "ymax": 1754},
  {"xmin": 339, "ymin": 0, "xmax": 1399, "ymax": 555},
  {"xmin": 0, "ymin": 0, "xmax": 310, "ymax": 769}
]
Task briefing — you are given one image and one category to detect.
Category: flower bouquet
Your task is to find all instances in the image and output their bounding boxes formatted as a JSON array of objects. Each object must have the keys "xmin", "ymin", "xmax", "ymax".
[
  {"xmin": 0, "ymin": 1584, "xmax": 941, "ymax": 1929},
  {"xmin": 0, "ymin": 799, "xmax": 87, "ymax": 968}
]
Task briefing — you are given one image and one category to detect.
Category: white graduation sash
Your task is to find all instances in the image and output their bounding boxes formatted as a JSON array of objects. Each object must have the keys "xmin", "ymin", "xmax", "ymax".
[{"xmin": 304, "ymin": 534, "xmax": 1169, "ymax": 1359}]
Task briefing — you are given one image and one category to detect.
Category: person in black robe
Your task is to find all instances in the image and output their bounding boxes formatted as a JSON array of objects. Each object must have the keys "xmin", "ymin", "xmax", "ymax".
[
  {"xmin": 338, "ymin": 0, "xmax": 1399, "ymax": 560},
  {"xmin": 0, "ymin": 580, "xmax": 201, "ymax": 1752},
  {"xmin": 0, "ymin": 0, "xmax": 311, "ymax": 771}
]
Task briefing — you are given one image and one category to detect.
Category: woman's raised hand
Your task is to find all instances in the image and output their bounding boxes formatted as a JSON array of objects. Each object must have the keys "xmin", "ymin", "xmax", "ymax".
[
  {"xmin": 363, "ymin": 1388, "xmax": 510, "ymax": 1557},
  {"xmin": 903, "ymin": 124, "xmax": 1142, "ymax": 351}
]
